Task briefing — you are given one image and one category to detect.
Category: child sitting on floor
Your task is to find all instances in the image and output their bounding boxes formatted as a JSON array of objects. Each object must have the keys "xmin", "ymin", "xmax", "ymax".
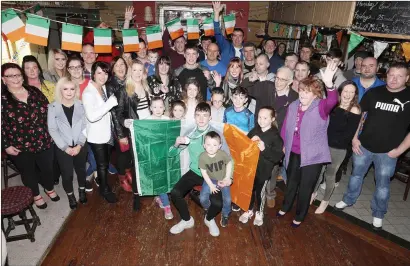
[{"xmin": 199, "ymin": 131, "xmax": 233, "ymax": 228}]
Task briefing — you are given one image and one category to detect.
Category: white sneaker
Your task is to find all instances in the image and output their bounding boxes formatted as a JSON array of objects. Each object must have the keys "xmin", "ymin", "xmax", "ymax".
[
  {"xmin": 310, "ymin": 191, "xmax": 318, "ymax": 205},
  {"xmin": 372, "ymin": 217, "xmax": 383, "ymax": 230},
  {"xmin": 320, "ymin": 183, "xmax": 326, "ymax": 190},
  {"xmin": 334, "ymin": 182, "xmax": 339, "ymax": 188},
  {"xmin": 170, "ymin": 217, "xmax": 194, "ymax": 234},
  {"xmin": 253, "ymin": 211, "xmax": 264, "ymax": 226},
  {"xmin": 204, "ymin": 218, "xmax": 220, "ymax": 237},
  {"xmin": 335, "ymin": 201, "xmax": 348, "ymax": 210},
  {"xmin": 239, "ymin": 210, "xmax": 254, "ymax": 224}
]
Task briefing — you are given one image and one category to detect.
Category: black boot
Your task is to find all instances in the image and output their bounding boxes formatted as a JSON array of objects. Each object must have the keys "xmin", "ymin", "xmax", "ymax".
[
  {"xmin": 79, "ymin": 188, "xmax": 87, "ymax": 204},
  {"xmin": 133, "ymin": 194, "xmax": 140, "ymax": 211},
  {"xmin": 98, "ymin": 169, "xmax": 117, "ymax": 204},
  {"xmin": 67, "ymin": 193, "xmax": 77, "ymax": 210}
]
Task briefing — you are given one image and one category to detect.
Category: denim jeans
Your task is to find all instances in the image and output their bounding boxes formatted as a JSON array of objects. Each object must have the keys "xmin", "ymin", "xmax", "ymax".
[
  {"xmin": 342, "ymin": 146, "xmax": 397, "ymax": 219},
  {"xmin": 159, "ymin": 193, "xmax": 170, "ymax": 207},
  {"xmin": 200, "ymin": 180, "xmax": 231, "ymax": 218}
]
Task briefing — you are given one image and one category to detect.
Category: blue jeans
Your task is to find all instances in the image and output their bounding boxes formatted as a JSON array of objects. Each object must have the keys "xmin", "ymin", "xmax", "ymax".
[
  {"xmin": 200, "ymin": 180, "xmax": 231, "ymax": 218},
  {"xmin": 342, "ymin": 146, "xmax": 397, "ymax": 219},
  {"xmin": 159, "ymin": 193, "xmax": 170, "ymax": 207},
  {"xmin": 86, "ymin": 144, "xmax": 117, "ymax": 176}
]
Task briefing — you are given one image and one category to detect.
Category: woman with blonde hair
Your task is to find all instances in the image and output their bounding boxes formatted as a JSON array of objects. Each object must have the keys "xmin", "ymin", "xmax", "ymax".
[
  {"xmin": 44, "ymin": 49, "xmax": 68, "ymax": 83},
  {"xmin": 114, "ymin": 59, "xmax": 152, "ymax": 211},
  {"xmin": 48, "ymin": 77, "xmax": 88, "ymax": 209}
]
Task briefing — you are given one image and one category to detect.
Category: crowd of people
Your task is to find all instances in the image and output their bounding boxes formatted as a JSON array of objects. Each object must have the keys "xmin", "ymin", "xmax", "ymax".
[{"xmin": 2, "ymin": 2, "xmax": 410, "ymax": 238}]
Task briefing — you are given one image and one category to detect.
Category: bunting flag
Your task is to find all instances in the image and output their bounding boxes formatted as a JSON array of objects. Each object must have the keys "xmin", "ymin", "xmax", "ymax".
[
  {"xmin": 348, "ymin": 32, "xmax": 364, "ymax": 54},
  {"xmin": 122, "ymin": 29, "xmax": 139, "ymax": 52},
  {"xmin": 273, "ymin": 23, "xmax": 280, "ymax": 33},
  {"xmin": 294, "ymin": 27, "xmax": 301, "ymax": 53},
  {"xmin": 336, "ymin": 30, "xmax": 343, "ymax": 46},
  {"xmin": 130, "ymin": 120, "xmax": 259, "ymax": 211},
  {"xmin": 25, "ymin": 13, "xmax": 50, "ymax": 46},
  {"xmin": 401, "ymin": 42, "xmax": 410, "ymax": 62},
  {"xmin": 373, "ymin": 41, "xmax": 389, "ymax": 59},
  {"xmin": 146, "ymin": 25, "xmax": 163, "ymax": 50},
  {"xmin": 61, "ymin": 24, "xmax": 83, "ymax": 52},
  {"xmin": 311, "ymin": 27, "xmax": 317, "ymax": 42},
  {"xmin": 223, "ymin": 14, "xmax": 236, "ymax": 35},
  {"xmin": 306, "ymin": 24, "xmax": 312, "ymax": 38},
  {"xmin": 203, "ymin": 17, "xmax": 214, "ymax": 36},
  {"xmin": 94, "ymin": 28, "xmax": 112, "ymax": 53},
  {"xmin": 1, "ymin": 9, "xmax": 25, "ymax": 42},
  {"xmin": 326, "ymin": 35, "xmax": 333, "ymax": 51},
  {"xmin": 165, "ymin": 18, "xmax": 184, "ymax": 40},
  {"xmin": 186, "ymin": 18, "xmax": 200, "ymax": 40}
]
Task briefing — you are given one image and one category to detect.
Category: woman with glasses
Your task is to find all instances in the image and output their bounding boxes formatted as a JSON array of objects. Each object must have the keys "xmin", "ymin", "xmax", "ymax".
[
  {"xmin": 22, "ymin": 55, "xmax": 56, "ymax": 103},
  {"xmin": 44, "ymin": 49, "xmax": 68, "ymax": 83},
  {"xmin": 147, "ymin": 56, "xmax": 182, "ymax": 114},
  {"xmin": 277, "ymin": 62, "xmax": 339, "ymax": 227},
  {"xmin": 66, "ymin": 56, "xmax": 89, "ymax": 99},
  {"xmin": 2, "ymin": 63, "xmax": 60, "ymax": 209}
]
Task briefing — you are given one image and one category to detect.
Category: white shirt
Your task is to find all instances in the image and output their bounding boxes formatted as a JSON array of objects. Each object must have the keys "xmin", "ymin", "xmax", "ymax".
[
  {"xmin": 146, "ymin": 115, "xmax": 170, "ymax": 120},
  {"xmin": 234, "ymin": 47, "xmax": 242, "ymax": 58},
  {"xmin": 211, "ymin": 106, "xmax": 225, "ymax": 123}
]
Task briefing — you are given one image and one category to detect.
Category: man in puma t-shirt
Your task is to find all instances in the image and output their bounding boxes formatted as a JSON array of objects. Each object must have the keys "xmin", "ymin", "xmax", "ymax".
[{"xmin": 336, "ymin": 62, "xmax": 410, "ymax": 230}]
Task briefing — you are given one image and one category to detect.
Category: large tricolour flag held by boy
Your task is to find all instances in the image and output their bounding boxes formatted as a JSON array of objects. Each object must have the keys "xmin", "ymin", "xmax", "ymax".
[
  {"xmin": 130, "ymin": 120, "xmax": 260, "ymax": 211},
  {"xmin": 1, "ymin": 9, "xmax": 25, "ymax": 42},
  {"xmin": 146, "ymin": 25, "xmax": 163, "ymax": 50},
  {"xmin": 224, "ymin": 14, "xmax": 236, "ymax": 35},
  {"xmin": 25, "ymin": 13, "xmax": 50, "ymax": 46},
  {"xmin": 165, "ymin": 18, "xmax": 184, "ymax": 40},
  {"xmin": 186, "ymin": 18, "xmax": 199, "ymax": 40},
  {"xmin": 94, "ymin": 28, "xmax": 112, "ymax": 53},
  {"xmin": 122, "ymin": 29, "xmax": 139, "ymax": 52},
  {"xmin": 202, "ymin": 17, "xmax": 214, "ymax": 36},
  {"xmin": 61, "ymin": 24, "xmax": 83, "ymax": 52}
]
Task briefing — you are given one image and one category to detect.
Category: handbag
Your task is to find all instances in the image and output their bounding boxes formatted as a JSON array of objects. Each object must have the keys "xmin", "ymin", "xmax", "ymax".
[{"xmin": 118, "ymin": 138, "xmax": 130, "ymax": 152}]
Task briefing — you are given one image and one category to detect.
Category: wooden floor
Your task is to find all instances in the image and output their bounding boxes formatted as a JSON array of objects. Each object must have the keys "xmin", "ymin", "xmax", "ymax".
[{"xmin": 41, "ymin": 180, "xmax": 410, "ymax": 266}]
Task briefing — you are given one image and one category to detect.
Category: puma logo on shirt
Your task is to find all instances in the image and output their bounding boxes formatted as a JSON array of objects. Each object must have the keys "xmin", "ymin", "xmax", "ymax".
[{"xmin": 375, "ymin": 98, "xmax": 409, "ymax": 113}]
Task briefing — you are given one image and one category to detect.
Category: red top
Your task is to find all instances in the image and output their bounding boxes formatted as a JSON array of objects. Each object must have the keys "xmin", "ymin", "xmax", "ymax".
[
  {"xmin": 83, "ymin": 31, "xmax": 120, "ymax": 63},
  {"xmin": 79, "ymin": 79, "xmax": 90, "ymax": 100}
]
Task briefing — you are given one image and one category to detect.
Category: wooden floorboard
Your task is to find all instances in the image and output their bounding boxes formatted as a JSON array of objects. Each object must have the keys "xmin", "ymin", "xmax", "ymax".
[{"xmin": 41, "ymin": 179, "xmax": 410, "ymax": 266}]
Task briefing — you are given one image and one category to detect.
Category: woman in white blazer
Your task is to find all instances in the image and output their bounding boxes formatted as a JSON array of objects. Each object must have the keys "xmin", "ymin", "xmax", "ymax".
[
  {"xmin": 82, "ymin": 62, "xmax": 118, "ymax": 203},
  {"xmin": 48, "ymin": 77, "xmax": 88, "ymax": 209}
]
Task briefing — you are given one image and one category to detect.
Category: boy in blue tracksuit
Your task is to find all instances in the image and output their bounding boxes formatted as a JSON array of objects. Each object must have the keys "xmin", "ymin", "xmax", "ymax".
[{"xmin": 223, "ymin": 87, "xmax": 255, "ymax": 134}]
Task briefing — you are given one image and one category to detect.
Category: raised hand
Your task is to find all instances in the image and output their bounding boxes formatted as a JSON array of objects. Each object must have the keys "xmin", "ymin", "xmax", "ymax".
[
  {"xmin": 320, "ymin": 60, "xmax": 338, "ymax": 88},
  {"xmin": 212, "ymin": 71, "xmax": 222, "ymax": 87},
  {"xmin": 124, "ymin": 6, "xmax": 135, "ymax": 21}
]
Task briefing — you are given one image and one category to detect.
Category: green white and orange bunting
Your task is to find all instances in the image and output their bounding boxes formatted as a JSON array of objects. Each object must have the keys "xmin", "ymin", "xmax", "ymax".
[
  {"xmin": 1, "ymin": 9, "xmax": 25, "ymax": 42},
  {"xmin": 165, "ymin": 18, "xmax": 184, "ymax": 40},
  {"xmin": 146, "ymin": 25, "xmax": 163, "ymax": 50},
  {"xmin": 94, "ymin": 28, "xmax": 112, "ymax": 53},
  {"xmin": 122, "ymin": 29, "xmax": 140, "ymax": 52},
  {"xmin": 186, "ymin": 18, "xmax": 200, "ymax": 40},
  {"xmin": 203, "ymin": 17, "xmax": 214, "ymax": 36},
  {"xmin": 61, "ymin": 24, "xmax": 83, "ymax": 52},
  {"xmin": 223, "ymin": 14, "xmax": 235, "ymax": 35},
  {"xmin": 25, "ymin": 13, "xmax": 50, "ymax": 46}
]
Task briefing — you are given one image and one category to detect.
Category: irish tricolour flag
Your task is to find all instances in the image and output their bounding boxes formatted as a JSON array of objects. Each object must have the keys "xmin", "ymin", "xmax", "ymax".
[
  {"xmin": 25, "ymin": 13, "xmax": 50, "ymax": 46},
  {"xmin": 130, "ymin": 120, "xmax": 260, "ymax": 211},
  {"xmin": 1, "ymin": 9, "xmax": 25, "ymax": 42},
  {"xmin": 146, "ymin": 25, "xmax": 163, "ymax": 50},
  {"xmin": 94, "ymin": 28, "xmax": 112, "ymax": 53},
  {"xmin": 202, "ymin": 17, "xmax": 214, "ymax": 36},
  {"xmin": 122, "ymin": 29, "xmax": 139, "ymax": 52},
  {"xmin": 165, "ymin": 18, "xmax": 184, "ymax": 40},
  {"xmin": 186, "ymin": 18, "xmax": 199, "ymax": 40},
  {"xmin": 224, "ymin": 14, "xmax": 236, "ymax": 35},
  {"xmin": 61, "ymin": 24, "xmax": 83, "ymax": 52}
]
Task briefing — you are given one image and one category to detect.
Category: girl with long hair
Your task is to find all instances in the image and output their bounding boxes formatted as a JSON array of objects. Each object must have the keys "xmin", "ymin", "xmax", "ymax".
[
  {"xmin": 182, "ymin": 77, "xmax": 203, "ymax": 121},
  {"xmin": 44, "ymin": 49, "xmax": 68, "ymax": 83},
  {"xmin": 222, "ymin": 57, "xmax": 244, "ymax": 106}
]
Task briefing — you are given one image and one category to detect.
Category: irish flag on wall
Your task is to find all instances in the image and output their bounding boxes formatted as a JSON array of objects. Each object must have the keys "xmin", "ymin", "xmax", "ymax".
[
  {"xmin": 146, "ymin": 25, "xmax": 163, "ymax": 50},
  {"xmin": 61, "ymin": 24, "xmax": 83, "ymax": 52},
  {"xmin": 122, "ymin": 29, "xmax": 139, "ymax": 52},
  {"xmin": 203, "ymin": 17, "xmax": 214, "ymax": 36},
  {"xmin": 25, "ymin": 13, "xmax": 50, "ymax": 46},
  {"xmin": 186, "ymin": 18, "xmax": 200, "ymax": 40},
  {"xmin": 1, "ymin": 9, "xmax": 25, "ymax": 42},
  {"xmin": 94, "ymin": 28, "xmax": 112, "ymax": 53},
  {"xmin": 165, "ymin": 18, "xmax": 184, "ymax": 40},
  {"xmin": 130, "ymin": 120, "xmax": 260, "ymax": 211},
  {"xmin": 224, "ymin": 14, "xmax": 236, "ymax": 35}
]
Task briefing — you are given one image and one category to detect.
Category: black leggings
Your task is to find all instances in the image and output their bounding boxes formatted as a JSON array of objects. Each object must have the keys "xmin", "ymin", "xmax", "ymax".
[
  {"xmin": 171, "ymin": 170, "xmax": 223, "ymax": 221},
  {"xmin": 89, "ymin": 143, "xmax": 111, "ymax": 194},
  {"xmin": 282, "ymin": 152, "xmax": 322, "ymax": 222},
  {"xmin": 249, "ymin": 175, "xmax": 269, "ymax": 213},
  {"xmin": 55, "ymin": 146, "xmax": 87, "ymax": 194},
  {"xmin": 8, "ymin": 148, "xmax": 54, "ymax": 196}
]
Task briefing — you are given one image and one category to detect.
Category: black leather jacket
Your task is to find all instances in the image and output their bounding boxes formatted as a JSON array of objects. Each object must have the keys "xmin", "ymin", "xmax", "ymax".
[
  {"xmin": 147, "ymin": 75, "xmax": 182, "ymax": 106},
  {"xmin": 106, "ymin": 77, "xmax": 127, "ymax": 139}
]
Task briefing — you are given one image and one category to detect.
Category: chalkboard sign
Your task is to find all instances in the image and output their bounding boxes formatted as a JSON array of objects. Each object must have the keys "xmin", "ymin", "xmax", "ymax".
[{"xmin": 352, "ymin": 1, "xmax": 410, "ymax": 35}]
